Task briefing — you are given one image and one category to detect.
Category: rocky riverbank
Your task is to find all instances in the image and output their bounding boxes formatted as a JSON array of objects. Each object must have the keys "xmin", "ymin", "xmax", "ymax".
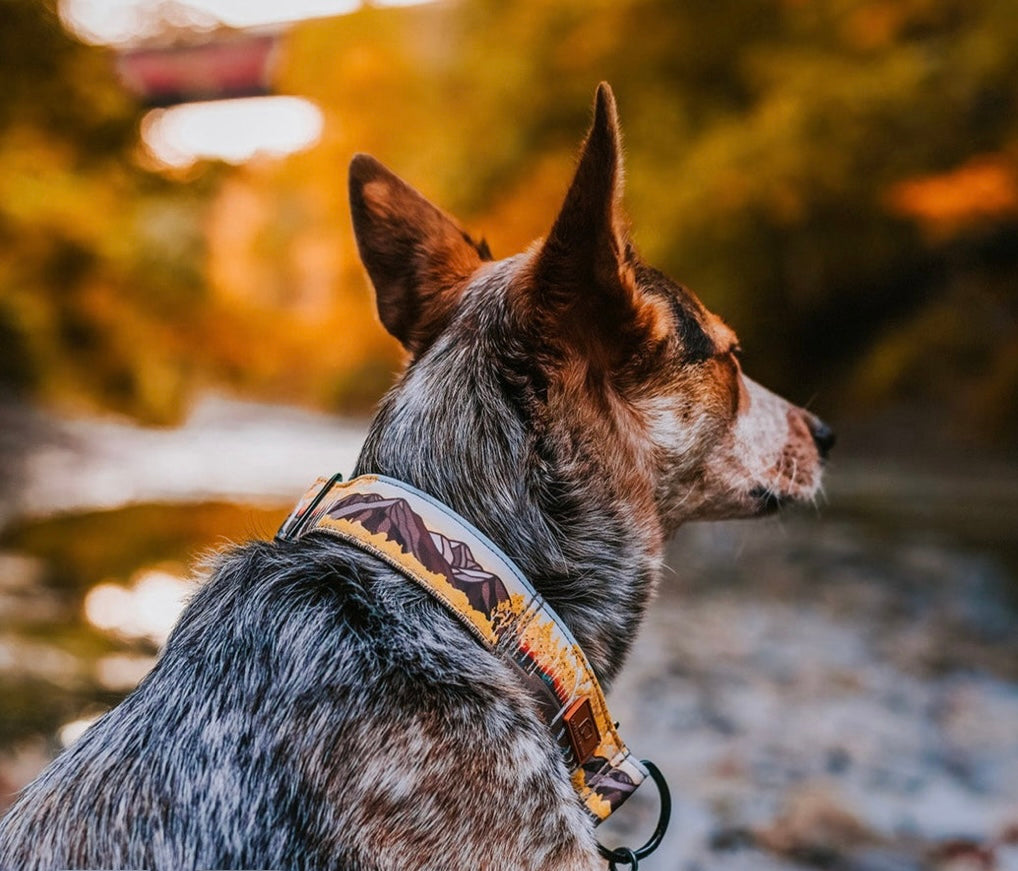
[{"xmin": 603, "ymin": 510, "xmax": 1018, "ymax": 871}]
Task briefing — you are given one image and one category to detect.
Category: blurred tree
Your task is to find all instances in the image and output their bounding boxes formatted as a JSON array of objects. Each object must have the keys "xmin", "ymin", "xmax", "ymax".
[
  {"xmin": 3, "ymin": 0, "xmax": 1016, "ymax": 445},
  {"xmin": 0, "ymin": 0, "xmax": 398, "ymax": 422},
  {"xmin": 280, "ymin": 0, "xmax": 1017, "ymax": 446},
  {"xmin": 0, "ymin": 0, "xmax": 216, "ymax": 422}
]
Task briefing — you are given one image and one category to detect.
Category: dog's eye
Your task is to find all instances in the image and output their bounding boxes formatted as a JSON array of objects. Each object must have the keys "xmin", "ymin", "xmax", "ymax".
[{"xmin": 709, "ymin": 343, "xmax": 741, "ymax": 365}]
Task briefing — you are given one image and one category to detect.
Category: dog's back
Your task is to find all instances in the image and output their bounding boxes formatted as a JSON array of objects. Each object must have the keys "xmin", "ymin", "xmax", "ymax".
[
  {"xmin": 0, "ymin": 260, "xmax": 608, "ymax": 871},
  {"xmin": 0, "ymin": 85, "xmax": 830, "ymax": 870},
  {"xmin": 1, "ymin": 536, "xmax": 596, "ymax": 869}
]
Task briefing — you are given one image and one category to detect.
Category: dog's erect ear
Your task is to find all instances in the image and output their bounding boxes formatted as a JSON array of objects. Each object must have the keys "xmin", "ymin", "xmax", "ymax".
[
  {"xmin": 533, "ymin": 83, "xmax": 636, "ymax": 343},
  {"xmin": 349, "ymin": 154, "xmax": 485, "ymax": 355}
]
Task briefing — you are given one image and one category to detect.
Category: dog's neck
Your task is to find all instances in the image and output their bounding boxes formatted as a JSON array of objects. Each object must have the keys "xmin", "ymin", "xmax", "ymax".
[
  {"xmin": 354, "ymin": 274, "xmax": 662, "ymax": 687},
  {"xmin": 354, "ymin": 429, "xmax": 659, "ymax": 687}
]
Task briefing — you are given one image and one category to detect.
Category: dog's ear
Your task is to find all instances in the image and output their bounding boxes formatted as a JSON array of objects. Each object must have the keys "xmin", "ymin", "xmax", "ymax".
[
  {"xmin": 532, "ymin": 83, "xmax": 642, "ymax": 355},
  {"xmin": 349, "ymin": 154, "xmax": 485, "ymax": 355}
]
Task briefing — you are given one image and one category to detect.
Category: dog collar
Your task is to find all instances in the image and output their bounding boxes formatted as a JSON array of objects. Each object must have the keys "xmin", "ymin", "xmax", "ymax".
[{"xmin": 277, "ymin": 473, "xmax": 649, "ymax": 824}]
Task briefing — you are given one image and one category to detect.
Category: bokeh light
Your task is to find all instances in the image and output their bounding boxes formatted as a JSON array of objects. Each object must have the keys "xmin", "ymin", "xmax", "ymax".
[
  {"xmin": 60, "ymin": 0, "xmax": 433, "ymax": 45},
  {"xmin": 83, "ymin": 569, "xmax": 194, "ymax": 645},
  {"xmin": 141, "ymin": 96, "xmax": 324, "ymax": 166}
]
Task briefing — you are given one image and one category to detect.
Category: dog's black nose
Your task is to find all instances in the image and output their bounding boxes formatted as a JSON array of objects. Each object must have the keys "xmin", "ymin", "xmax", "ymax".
[{"xmin": 808, "ymin": 416, "xmax": 836, "ymax": 459}]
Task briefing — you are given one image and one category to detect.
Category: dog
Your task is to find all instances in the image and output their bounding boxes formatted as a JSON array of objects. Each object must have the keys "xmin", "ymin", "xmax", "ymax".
[{"xmin": 0, "ymin": 83, "xmax": 832, "ymax": 870}]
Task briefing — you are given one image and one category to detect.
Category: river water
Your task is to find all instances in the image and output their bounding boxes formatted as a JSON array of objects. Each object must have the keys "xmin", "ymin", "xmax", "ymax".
[{"xmin": 1, "ymin": 396, "xmax": 1016, "ymax": 870}]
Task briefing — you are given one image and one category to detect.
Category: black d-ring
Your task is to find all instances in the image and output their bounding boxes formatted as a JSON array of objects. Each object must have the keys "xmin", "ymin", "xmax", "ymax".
[
  {"xmin": 602, "ymin": 845, "xmax": 639, "ymax": 870},
  {"xmin": 597, "ymin": 760, "xmax": 671, "ymax": 869}
]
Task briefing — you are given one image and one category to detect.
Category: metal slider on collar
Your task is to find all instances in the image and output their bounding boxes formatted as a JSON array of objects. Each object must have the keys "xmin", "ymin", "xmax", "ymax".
[{"xmin": 277, "ymin": 473, "xmax": 344, "ymax": 541}]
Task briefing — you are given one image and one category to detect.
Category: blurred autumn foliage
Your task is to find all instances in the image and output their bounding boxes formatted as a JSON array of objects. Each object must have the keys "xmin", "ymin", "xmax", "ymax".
[{"xmin": 2, "ymin": 0, "xmax": 1017, "ymax": 444}]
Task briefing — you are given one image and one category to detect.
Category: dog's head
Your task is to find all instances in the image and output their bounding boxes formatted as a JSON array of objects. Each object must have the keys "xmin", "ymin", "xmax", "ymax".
[{"xmin": 349, "ymin": 83, "xmax": 831, "ymax": 536}]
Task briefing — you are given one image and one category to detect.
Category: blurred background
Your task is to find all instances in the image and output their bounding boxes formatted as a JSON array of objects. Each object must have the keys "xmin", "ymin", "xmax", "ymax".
[{"xmin": 0, "ymin": 0, "xmax": 1016, "ymax": 868}]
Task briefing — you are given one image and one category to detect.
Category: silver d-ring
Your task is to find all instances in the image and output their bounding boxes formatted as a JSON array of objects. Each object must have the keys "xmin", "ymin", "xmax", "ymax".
[{"xmin": 597, "ymin": 760, "xmax": 671, "ymax": 867}]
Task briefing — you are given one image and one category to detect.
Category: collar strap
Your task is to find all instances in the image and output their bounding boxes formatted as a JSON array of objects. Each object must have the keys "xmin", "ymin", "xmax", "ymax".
[{"xmin": 278, "ymin": 473, "xmax": 648, "ymax": 824}]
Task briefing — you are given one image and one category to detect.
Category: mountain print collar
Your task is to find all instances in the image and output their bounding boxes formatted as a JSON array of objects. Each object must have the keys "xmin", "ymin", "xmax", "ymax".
[{"xmin": 277, "ymin": 473, "xmax": 648, "ymax": 824}]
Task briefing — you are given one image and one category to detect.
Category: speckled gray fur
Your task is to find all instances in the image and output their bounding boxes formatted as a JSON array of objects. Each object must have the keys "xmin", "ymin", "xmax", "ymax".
[
  {"xmin": 0, "ymin": 260, "xmax": 622, "ymax": 868},
  {"xmin": 0, "ymin": 84, "xmax": 827, "ymax": 870}
]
